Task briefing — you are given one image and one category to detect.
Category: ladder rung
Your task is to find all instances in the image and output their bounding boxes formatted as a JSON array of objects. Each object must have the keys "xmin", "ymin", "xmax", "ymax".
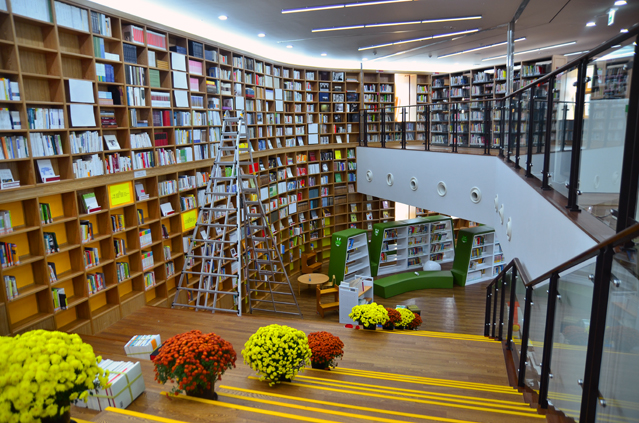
[
  {"xmin": 255, "ymin": 259, "xmax": 274, "ymax": 264},
  {"xmin": 247, "ymin": 279, "xmax": 290, "ymax": 285},
  {"xmin": 239, "ymin": 175, "xmax": 258, "ymax": 180},
  {"xmin": 173, "ymin": 303, "xmax": 240, "ymax": 313},
  {"xmin": 249, "ymin": 289, "xmax": 295, "ymax": 296},
  {"xmin": 175, "ymin": 287, "xmax": 239, "ymax": 295},
  {"xmin": 245, "ymin": 201, "xmax": 261, "ymax": 205},
  {"xmin": 192, "ymin": 239, "xmax": 238, "ymax": 244},
  {"xmin": 252, "ymin": 270, "xmax": 283, "ymax": 276},
  {"xmin": 204, "ymin": 207, "xmax": 236, "ymax": 212},
  {"xmin": 222, "ymin": 131, "xmax": 238, "ymax": 136},
  {"xmin": 210, "ymin": 177, "xmax": 237, "ymax": 182},
  {"xmin": 253, "ymin": 248, "xmax": 270, "ymax": 253},
  {"xmin": 183, "ymin": 270, "xmax": 239, "ymax": 278},
  {"xmin": 242, "ymin": 188, "xmax": 258, "ymax": 193},
  {"xmin": 249, "ymin": 225, "xmax": 266, "ymax": 229},
  {"xmin": 185, "ymin": 254, "xmax": 238, "ymax": 261},
  {"xmin": 197, "ymin": 223, "xmax": 237, "ymax": 228},
  {"xmin": 250, "ymin": 308, "xmax": 303, "ymax": 315},
  {"xmin": 246, "ymin": 213, "xmax": 262, "ymax": 218},
  {"xmin": 207, "ymin": 192, "xmax": 237, "ymax": 196}
]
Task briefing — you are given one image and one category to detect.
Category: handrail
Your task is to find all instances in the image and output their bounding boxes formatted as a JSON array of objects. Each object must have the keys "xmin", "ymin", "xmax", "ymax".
[{"xmin": 525, "ymin": 222, "xmax": 639, "ymax": 287}]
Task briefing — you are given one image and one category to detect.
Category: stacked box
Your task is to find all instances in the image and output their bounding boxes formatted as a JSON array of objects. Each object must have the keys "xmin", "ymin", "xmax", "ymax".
[
  {"xmin": 75, "ymin": 359, "xmax": 145, "ymax": 410},
  {"xmin": 124, "ymin": 334, "xmax": 161, "ymax": 360}
]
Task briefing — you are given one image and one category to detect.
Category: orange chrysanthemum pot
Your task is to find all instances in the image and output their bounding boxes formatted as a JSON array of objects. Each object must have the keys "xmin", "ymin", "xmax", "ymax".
[{"xmin": 307, "ymin": 331, "xmax": 344, "ymax": 370}]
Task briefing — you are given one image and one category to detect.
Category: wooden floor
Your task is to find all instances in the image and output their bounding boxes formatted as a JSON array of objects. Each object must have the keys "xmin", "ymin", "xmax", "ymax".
[{"xmin": 72, "ymin": 303, "xmax": 547, "ymax": 423}]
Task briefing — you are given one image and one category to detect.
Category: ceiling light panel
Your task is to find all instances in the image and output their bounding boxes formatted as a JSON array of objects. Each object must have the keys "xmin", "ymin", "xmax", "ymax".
[
  {"xmin": 312, "ymin": 16, "xmax": 482, "ymax": 32},
  {"xmin": 482, "ymin": 41, "xmax": 576, "ymax": 61},
  {"xmin": 358, "ymin": 28, "xmax": 479, "ymax": 51},
  {"xmin": 283, "ymin": 0, "xmax": 412, "ymax": 14},
  {"xmin": 438, "ymin": 37, "xmax": 526, "ymax": 59}
]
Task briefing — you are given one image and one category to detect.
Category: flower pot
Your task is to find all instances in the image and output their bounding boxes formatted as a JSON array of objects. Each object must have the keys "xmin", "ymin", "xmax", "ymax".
[
  {"xmin": 42, "ymin": 410, "xmax": 71, "ymax": 423},
  {"xmin": 383, "ymin": 323, "xmax": 395, "ymax": 331},
  {"xmin": 270, "ymin": 374, "xmax": 292, "ymax": 383},
  {"xmin": 395, "ymin": 326, "xmax": 406, "ymax": 330},
  {"xmin": 311, "ymin": 361, "xmax": 330, "ymax": 370},
  {"xmin": 186, "ymin": 383, "xmax": 218, "ymax": 401},
  {"xmin": 362, "ymin": 324, "xmax": 376, "ymax": 330}
]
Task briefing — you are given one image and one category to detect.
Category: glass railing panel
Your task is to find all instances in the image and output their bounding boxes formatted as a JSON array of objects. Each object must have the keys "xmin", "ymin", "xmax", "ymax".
[
  {"xmin": 431, "ymin": 102, "xmax": 449, "ymax": 147},
  {"xmin": 547, "ymin": 259, "xmax": 597, "ymax": 421},
  {"xmin": 519, "ymin": 91, "xmax": 531, "ymax": 153},
  {"xmin": 507, "ymin": 97, "xmax": 518, "ymax": 163},
  {"xmin": 493, "ymin": 99, "xmax": 506, "ymax": 151},
  {"xmin": 596, "ymin": 250, "xmax": 639, "ymax": 422},
  {"xmin": 512, "ymin": 269, "xmax": 525, "ymax": 365},
  {"xmin": 523, "ymin": 280, "xmax": 549, "ymax": 393},
  {"xmin": 527, "ymin": 82, "xmax": 551, "ymax": 183},
  {"xmin": 580, "ymin": 41, "xmax": 635, "ymax": 231},
  {"xmin": 547, "ymin": 68, "xmax": 577, "ymax": 197},
  {"xmin": 501, "ymin": 267, "xmax": 512, "ymax": 340}
]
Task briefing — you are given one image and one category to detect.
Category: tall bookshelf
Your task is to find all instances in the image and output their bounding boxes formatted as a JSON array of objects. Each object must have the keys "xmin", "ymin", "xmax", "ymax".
[
  {"xmin": 368, "ymin": 216, "xmax": 455, "ymax": 277},
  {"xmin": 0, "ymin": 0, "xmax": 396, "ymax": 335}
]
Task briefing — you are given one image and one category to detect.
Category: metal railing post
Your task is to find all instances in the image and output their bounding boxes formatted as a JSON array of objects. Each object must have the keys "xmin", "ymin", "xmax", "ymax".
[
  {"xmin": 381, "ymin": 108, "xmax": 386, "ymax": 148},
  {"xmin": 401, "ymin": 107, "xmax": 406, "ymax": 149},
  {"xmin": 492, "ymin": 280, "xmax": 499, "ymax": 338},
  {"xmin": 498, "ymin": 270, "xmax": 508, "ymax": 341},
  {"xmin": 507, "ymin": 100, "xmax": 513, "ymax": 161},
  {"xmin": 579, "ymin": 247, "xmax": 615, "ymax": 423},
  {"xmin": 506, "ymin": 266, "xmax": 518, "ymax": 350},
  {"xmin": 518, "ymin": 285, "xmax": 533, "ymax": 388},
  {"xmin": 485, "ymin": 284, "xmax": 493, "ymax": 337},
  {"xmin": 484, "ymin": 100, "xmax": 491, "ymax": 155},
  {"xmin": 515, "ymin": 93, "xmax": 523, "ymax": 169},
  {"xmin": 363, "ymin": 110, "xmax": 368, "ymax": 147},
  {"xmin": 425, "ymin": 104, "xmax": 430, "ymax": 150},
  {"xmin": 538, "ymin": 272, "xmax": 560, "ymax": 408},
  {"xmin": 499, "ymin": 100, "xmax": 506, "ymax": 157},
  {"xmin": 568, "ymin": 60, "xmax": 588, "ymax": 212},
  {"xmin": 542, "ymin": 76, "xmax": 555, "ymax": 190},
  {"xmin": 526, "ymin": 92, "xmax": 535, "ymax": 177}
]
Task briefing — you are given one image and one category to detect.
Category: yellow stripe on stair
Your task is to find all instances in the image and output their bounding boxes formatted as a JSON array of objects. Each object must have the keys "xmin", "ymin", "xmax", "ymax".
[
  {"xmin": 295, "ymin": 375, "xmax": 530, "ymax": 408},
  {"xmin": 247, "ymin": 376, "xmax": 545, "ymax": 419},
  {"xmin": 219, "ymin": 384, "xmax": 481, "ymax": 423},
  {"xmin": 105, "ymin": 407, "xmax": 190, "ymax": 423},
  {"xmin": 160, "ymin": 391, "xmax": 340, "ymax": 423}
]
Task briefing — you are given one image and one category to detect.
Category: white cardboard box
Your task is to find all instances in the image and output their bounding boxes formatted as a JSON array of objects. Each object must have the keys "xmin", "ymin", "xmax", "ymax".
[
  {"xmin": 74, "ymin": 359, "xmax": 145, "ymax": 411},
  {"xmin": 124, "ymin": 334, "xmax": 161, "ymax": 360}
]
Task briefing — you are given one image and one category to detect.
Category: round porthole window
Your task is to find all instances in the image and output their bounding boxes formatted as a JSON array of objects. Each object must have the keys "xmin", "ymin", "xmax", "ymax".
[
  {"xmin": 387, "ymin": 173, "xmax": 394, "ymax": 186},
  {"xmin": 470, "ymin": 187, "xmax": 482, "ymax": 204},
  {"xmin": 410, "ymin": 177, "xmax": 418, "ymax": 191},
  {"xmin": 437, "ymin": 181, "xmax": 447, "ymax": 197},
  {"xmin": 366, "ymin": 170, "xmax": 373, "ymax": 182}
]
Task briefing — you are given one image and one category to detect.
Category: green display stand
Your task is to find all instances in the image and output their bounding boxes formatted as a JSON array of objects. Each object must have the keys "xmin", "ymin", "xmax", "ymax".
[
  {"xmin": 451, "ymin": 226, "xmax": 504, "ymax": 286},
  {"xmin": 369, "ymin": 216, "xmax": 455, "ymax": 277},
  {"xmin": 328, "ymin": 228, "xmax": 370, "ymax": 286},
  {"xmin": 374, "ymin": 270, "xmax": 454, "ymax": 299}
]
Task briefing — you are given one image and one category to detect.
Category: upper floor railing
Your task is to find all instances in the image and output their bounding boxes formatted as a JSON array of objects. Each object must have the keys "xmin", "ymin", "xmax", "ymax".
[
  {"xmin": 359, "ymin": 26, "xmax": 639, "ymax": 235},
  {"xmin": 485, "ymin": 221, "xmax": 639, "ymax": 423}
]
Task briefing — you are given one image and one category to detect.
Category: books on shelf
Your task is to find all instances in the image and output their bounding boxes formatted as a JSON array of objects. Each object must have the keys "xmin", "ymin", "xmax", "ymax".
[
  {"xmin": 114, "ymin": 238, "xmax": 126, "ymax": 257},
  {"xmin": 135, "ymin": 183, "xmax": 149, "ymax": 200},
  {"xmin": 11, "ymin": 0, "xmax": 51, "ymax": 22},
  {"xmin": 111, "ymin": 214, "xmax": 125, "ymax": 232},
  {"xmin": 0, "ymin": 169, "xmax": 19, "ymax": 190},
  {"xmin": 48, "ymin": 262, "xmax": 57, "ymax": 282},
  {"xmin": 0, "ymin": 135, "xmax": 29, "ymax": 160},
  {"xmin": 37, "ymin": 159, "xmax": 60, "ymax": 183},
  {"xmin": 116, "ymin": 261, "xmax": 130, "ymax": 282},
  {"xmin": 139, "ymin": 228, "xmax": 152, "ymax": 247},
  {"xmin": 0, "ymin": 210, "xmax": 12, "ymax": 234},
  {"xmin": 30, "ymin": 133, "xmax": 63, "ymax": 157},
  {"xmin": 27, "ymin": 108, "xmax": 64, "ymax": 130},
  {"xmin": 91, "ymin": 11, "xmax": 112, "ymax": 37},
  {"xmin": 0, "ymin": 241, "xmax": 19, "ymax": 268},
  {"xmin": 147, "ymin": 30, "xmax": 167, "ymax": 50},
  {"xmin": 0, "ymin": 108, "xmax": 21, "ymax": 130},
  {"xmin": 84, "ymin": 247, "xmax": 100, "ymax": 269},
  {"xmin": 43, "ymin": 232, "xmax": 60, "ymax": 254},
  {"xmin": 70, "ymin": 131, "xmax": 102, "ymax": 154},
  {"xmin": 141, "ymin": 250, "xmax": 154, "ymax": 270},
  {"xmin": 80, "ymin": 220, "xmax": 94, "ymax": 243},
  {"xmin": 87, "ymin": 272, "xmax": 106, "ymax": 294},
  {"xmin": 123, "ymin": 25, "xmax": 145, "ymax": 44},
  {"xmin": 0, "ymin": 78, "xmax": 20, "ymax": 101},
  {"xmin": 52, "ymin": 287, "xmax": 68, "ymax": 311},
  {"xmin": 73, "ymin": 154, "xmax": 104, "ymax": 178},
  {"xmin": 81, "ymin": 192, "xmax": 101, "ymax": 213},
  {"xmin": 4, "ymin": 275, "xmax": 18, "ymax": 300},
  {"xmin": 160, "ymin": 202, "xmax": 175, "ymax": 216}
]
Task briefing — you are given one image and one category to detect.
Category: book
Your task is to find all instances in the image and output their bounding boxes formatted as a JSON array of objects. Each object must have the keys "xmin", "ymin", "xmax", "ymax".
[
  {"xmin": 43, "ymin": 232, "xmax": 60, "ymax": 254},
  {"xmin": 0, "ymin": 210, "xmax": 12, "ymax": 234},
  {"xmin": 81, "ymin": 193, "xmax": 101, "ymax": 213},
  {"xmin": 160, "ymin": 202, "xmax": 175, "ymax": 216},
  {"xmin": 52, "ymin": 287, "xmax": 67, "ymax": 311},
  {"xmin": 4, "ymin": 275, "xmax": 17, "ymax": 300},
  {"xmin": 135, "ymin": 183, "xmax": 149, "ymax": 200},
  {"xmin": 104, "ymin": 135, "xmax": 121, "ymax": 150},
  {"xmin": 37, "ymin": 159, "xmax": 60, "ymax": 183}
]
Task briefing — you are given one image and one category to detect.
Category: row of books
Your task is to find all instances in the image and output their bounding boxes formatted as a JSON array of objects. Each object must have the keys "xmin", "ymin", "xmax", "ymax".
[
  {"xmin": 141, "ymin": 251, "xmax": 154, "ymax": 271},
  {"xmin": 85, "ymin": 247, "xmax": 100, "ymax": 268},
  {"xmin": 0, "ymin": 136, "xmax": 28, "ymax": 160},
  {"xmin": 87, "ymin": 272, "xmax": 106, "ymax": 295},
  {"xmin": 114, "ymin": 238, "xmax": 126, "ymax": 257},
  {"xmin": 105, "ymin": 153, "xmax": 132, "ymax": 174},
  {"xmin": 116, "ymin": 261, "xmax": 131, "ymax": 282},
  {"xmin": 80, "ymin": 220, "xmax": 95, "ymax": 243},
  {"xmin": 27, "ymin": 108, "xmax": 64, "ymax": 130},
  {"xmin": 0, "ymin": 108, "xmax": 21, "ymax": 130},
  {"xmin": 4, "ymin": 275, "xmax": 18, "ymax": 300},
  {"xmin": 0, "ymin": 78, "xmax": 20, "ymax": 101},
  {"xmin": 44, "ymin": 232, "xmax": 60, "ymax": 254},
  {"xmin": 0, "ymin": 242, "xmax": 19, "ymax": 268},
  {"xmin": 52, "ymin": 287, "xmax": 68, "ymax": 311},
  {"xmin": 139, "ymin": 228, "xmax": 152, "ymax": 247},
  {"xmin": 73, "ymin": 154, "xmax": 105, "ymax": 179},
  {"xmin": 0, "ymin": 210, "xmax": 12, "ymax": 234}
]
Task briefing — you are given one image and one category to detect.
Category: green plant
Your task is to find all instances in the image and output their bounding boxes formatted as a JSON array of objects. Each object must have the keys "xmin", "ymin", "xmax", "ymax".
[
  {"xmin": 383, "ymin": 307, "xmax": 401, "ymax": 329},
  {"xmin": 407, "ymin": 312, "xmax": 422, "ymax": 330},
  {"xmin": 349, "ymin": 302, "xmax": 389, "ymax": 327},
  {"xmin": 242, "ymin": 324, "xmax": 311, "ymax": 385},
  {"xmin": 396, "ymin": 308, "xmax": 416, "ymax": 328}
]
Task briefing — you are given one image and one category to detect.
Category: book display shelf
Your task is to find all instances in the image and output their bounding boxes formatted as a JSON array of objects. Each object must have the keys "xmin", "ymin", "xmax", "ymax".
[
  {"xmin": 368, "ymin": 216, "xmax": 455, "ymax": 277},
  {"xmin": 0, "ymin": 0, "xmax": 396, "ymax": 335},
  {"xmin": 451, "ymin": 226, "xmax": 504, "ymax": 286},
  {"xmin": 414, "ymin": 208, "xmax": 478, "ymax": 243},
  {"xmin": 327, "ymin": 228, "xmax": 370, "ymax": 286}
]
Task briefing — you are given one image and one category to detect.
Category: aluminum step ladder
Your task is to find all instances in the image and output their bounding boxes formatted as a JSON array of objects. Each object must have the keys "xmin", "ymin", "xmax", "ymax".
[{"xmin": 171, "ymin": 111, "xmax": 302, "ymax": 317}]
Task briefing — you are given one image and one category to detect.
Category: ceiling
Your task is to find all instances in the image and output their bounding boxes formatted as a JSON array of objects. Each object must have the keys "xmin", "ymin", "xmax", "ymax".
[{"xmin": 90, "ymin": 0, "xmax": 639, "ymax": 72}]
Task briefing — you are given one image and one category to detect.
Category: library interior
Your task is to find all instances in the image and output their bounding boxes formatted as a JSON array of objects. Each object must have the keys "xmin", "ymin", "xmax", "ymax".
[{"xmin": 0, "ymin": 0, "xmax": 638, "ymax": 422}]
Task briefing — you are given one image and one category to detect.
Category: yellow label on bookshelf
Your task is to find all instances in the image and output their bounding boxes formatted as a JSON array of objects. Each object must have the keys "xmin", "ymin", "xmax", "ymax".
[
  {"xmin": 182, "ymin": 209, "xmax": 198, "ymax": 231},
  {"xmin": 108, "ymin": 182, "xmax": 134, "ymax": 208}
]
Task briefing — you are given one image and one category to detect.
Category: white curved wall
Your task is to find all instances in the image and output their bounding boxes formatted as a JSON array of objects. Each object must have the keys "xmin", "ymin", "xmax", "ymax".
[{"xmin": 356, "ymin": 147, "xmax": 597, "ymax": 280}]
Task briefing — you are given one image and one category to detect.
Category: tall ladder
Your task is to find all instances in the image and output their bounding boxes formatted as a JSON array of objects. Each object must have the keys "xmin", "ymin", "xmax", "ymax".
[{"xmin": 171, "ymin": 111, "xmax": 302, "ymax": 317}]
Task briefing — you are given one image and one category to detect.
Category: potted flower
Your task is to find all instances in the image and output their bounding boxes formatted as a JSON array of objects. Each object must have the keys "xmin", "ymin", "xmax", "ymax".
[
  {"xmin": 242, "ymin": 324, "xmax": 311, "ymax": 385},
  {"xmin": 396, "ymin": 308, "xmax": 416, "ymax": 330},
  {"xmin": 349, "ymin": 302, "xmax": 389, "ymax": 330},
  {"xmin": 307, "ymin": 331, "xmax": 344, "ymax": 369},
  {"xmin": 0, "ymin": 330, "xmax": 110, "ymax": 423},
  {"xmin": 153, "ymin": 330, "xmax": 236, "ymax": 400},
  {"xmin": 407, "ymin": 312, "xmax": 423, "ymax": 330},
  {"xmin": 383, "ymin": 307, "xmax": 401, "ymax": 330}
]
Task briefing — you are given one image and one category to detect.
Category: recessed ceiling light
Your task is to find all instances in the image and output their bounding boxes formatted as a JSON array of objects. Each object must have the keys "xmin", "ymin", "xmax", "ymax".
[
  {"xmin": 286, "ymin": 45, "xmax": 293, "ymax": 48},
  {"xmin": 218, "ymin": 15, "xmax": 228, "ymax": 20},
  {"xmin": 620, "ymin": 28, "xmax": 629, "ymax": 33},
  {"xmin": 612, "ymin": 44, "xmax": 621, "ymax": 48},
  {"xmin": 362, "ymin": 58, "xmax": 368, "ymax": 61},
  {"xmin": 614, "ymin": 0, "xmax": 627, "ymax": 5},
  {"xmin": 258, "ymin": 33, "xmax": 266, "ymax": 37},
  {"xmin": 312, "ymin": 16, "xmax": 480, "ymax": 32},
  {"xmin": 586, "ymin": 21, "xmax": 596, "ymax": 27},
  {"xmin": 282, "ymin": 0, "xmax": 411, "ymax": 13},
  {"xmin": 321, "ymin": 53, "xmax": 327, "ymax": 56}
]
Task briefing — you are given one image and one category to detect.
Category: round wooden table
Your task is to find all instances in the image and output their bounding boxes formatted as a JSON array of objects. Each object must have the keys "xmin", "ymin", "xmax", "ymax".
[{"xmin": 297, "ymin": 273, "xmax": 329, "ymax": 295}]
